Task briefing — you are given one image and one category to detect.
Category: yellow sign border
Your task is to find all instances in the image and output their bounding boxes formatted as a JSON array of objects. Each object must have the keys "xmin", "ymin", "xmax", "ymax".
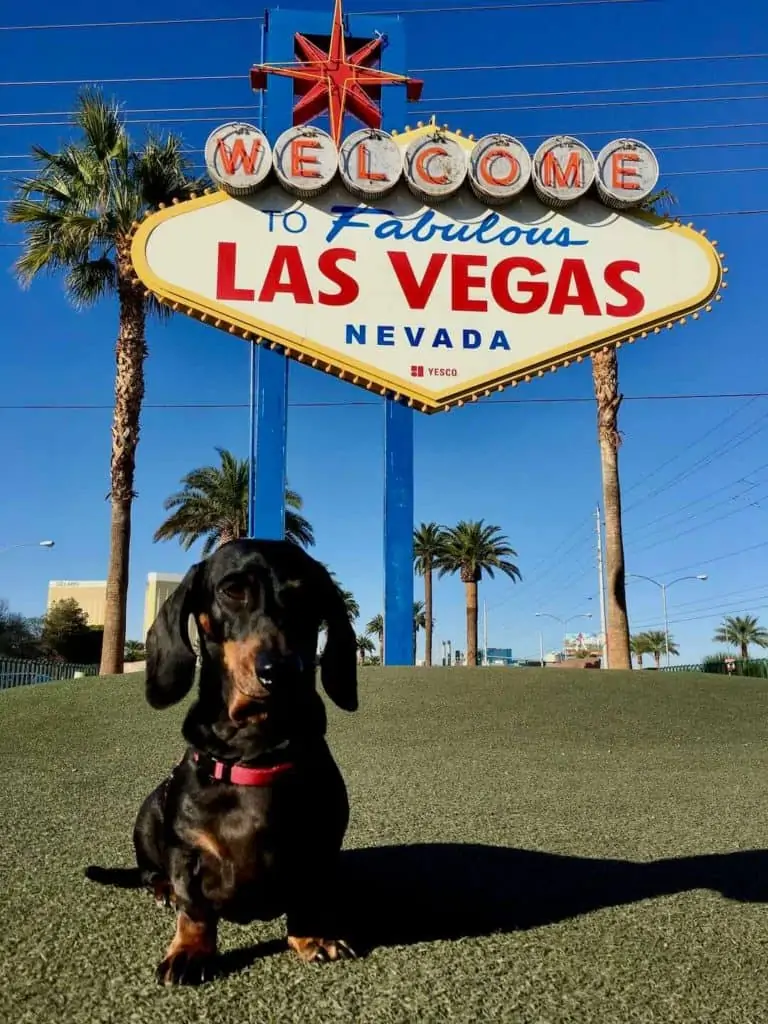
[{"xmin": 130, "ymin": 124, "xmax": 724, "ymax": 413}]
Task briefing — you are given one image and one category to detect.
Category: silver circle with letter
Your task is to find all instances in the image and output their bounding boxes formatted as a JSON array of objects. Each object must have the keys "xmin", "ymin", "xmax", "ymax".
[
  {"xmin": 204, "ymin": 123, "xmax": 273, "ymax": 196},
  {"xmin": 468, "ymin": 134, "xmax": 531, "ymax": 205},
  {"xmin": 532, "ymin": 135, "xmax": 595, "ymax": 207},
  {"xmin": 338, "ymin": 129, "xmax": 403, "ymax": 199},
  {"xmin": 403, "ymin": 132, "xmax": 467, "ymax": 203},
  {"xmin": 272, "ymin": 125, "xmax": 338, "ymax": 198},
  {"xmin": 596, "ymin": 138, "xmax": 660, "ymax": 209}
]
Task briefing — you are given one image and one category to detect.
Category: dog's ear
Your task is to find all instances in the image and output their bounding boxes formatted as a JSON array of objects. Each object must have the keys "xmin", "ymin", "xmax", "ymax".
[
  {"xmin": 314, "ymin": 562, "xmax": 358, "ymax": 712},
  {"xmin": 145, "ymin": 562, "xmax": 204, "ymax": 709}
]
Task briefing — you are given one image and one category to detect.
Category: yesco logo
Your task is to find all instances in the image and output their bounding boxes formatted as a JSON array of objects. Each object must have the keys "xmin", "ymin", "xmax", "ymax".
[{"xmin": 204, "ymin": 122, "xmax": 661, "ymax": 211}]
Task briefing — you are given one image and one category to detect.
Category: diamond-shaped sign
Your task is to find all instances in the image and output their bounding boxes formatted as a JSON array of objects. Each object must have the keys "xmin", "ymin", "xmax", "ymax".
[{"xmin": 131, "ymin": 127, "xmax": 722, "ymax": 413}]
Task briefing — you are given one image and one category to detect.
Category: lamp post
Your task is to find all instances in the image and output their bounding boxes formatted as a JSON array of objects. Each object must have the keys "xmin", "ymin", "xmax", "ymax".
[
  {"xmin": 535, "ymin": 611, "xmax": 593, "ymax": 660},
  {"xmin": 0, "ymin": 540, "xmax": 55, "ymax": 556},
  {"xmin": 627, "ymin": 573, "xmax": 708, "ymax": 668}
]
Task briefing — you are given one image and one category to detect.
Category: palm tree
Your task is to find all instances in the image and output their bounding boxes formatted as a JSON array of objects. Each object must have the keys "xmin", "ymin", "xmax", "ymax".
[
  {"xmin": 630, "ymin": 633, "xmax": 651, "ymax": 669},
  {"xmin": 591, "ymin": 189, "xmax": 676, "ymax": 673},
  {"xmin": 334, "ymin": 583, "xmax": 360, "ymax": 624},
  {"xmin": 124, "ymin": 640, "xmax": 146, "ymax": 663},
  {"xmin": 437, "ymin": 520, "xmax": 521, "ymax": 666},
  {"xmin": 413, "ymin": 522, "xmax": 447, "ymax": 667},
  {"xmin": 356, "ymin": 633, "xmax": 375, "ymax": 665},
  {"xmin": 366, "ymin": 614, "xmax": 384, "ymax": 662},
  {"xmin": 413, "ymin": 599, "xmax": 427, "ymax": 664},
  {"xmin": 7, "ymin": 88, "xmax": 206, "ymax": 676},
  {"xmin": 713, "ymin": 615, "xmax": 768, "ymax": 660},
  {"xmin": 641, "ymin": 629, "xmax": 679, "ymax": 670},
  {"xmin": 153, "ymin": 447, "xmax": 314, "ymax": 555}
]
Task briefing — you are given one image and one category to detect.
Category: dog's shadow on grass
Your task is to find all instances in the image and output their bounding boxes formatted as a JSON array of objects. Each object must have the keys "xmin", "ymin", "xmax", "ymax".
[
  {"xmin": 336, "ymin": 843, "xmax": 768, "ymax": 952},
  {"xmin": 217, "ymin": 843, "xmax": 768, "ymax": 973}
]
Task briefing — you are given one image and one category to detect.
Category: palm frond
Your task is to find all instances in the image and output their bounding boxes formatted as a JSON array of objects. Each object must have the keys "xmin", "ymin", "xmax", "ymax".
[
  {"xmin": 64, "ymin": 257, "xmax": 118, "ymax": 309},
  {"xmin": 73, "ymin": 87, "xmax": 127, "ymax": 161}
]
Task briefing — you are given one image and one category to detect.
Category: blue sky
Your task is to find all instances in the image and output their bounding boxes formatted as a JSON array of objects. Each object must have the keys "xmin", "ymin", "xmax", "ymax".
[{"xmin": 1, "ymin": 0, "xmax": 767, "ymax": 664}]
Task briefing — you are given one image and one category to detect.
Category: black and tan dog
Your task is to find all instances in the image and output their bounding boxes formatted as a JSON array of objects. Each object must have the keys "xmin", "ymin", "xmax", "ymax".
[{"xmin": 86, "ymin": 538, "xmax": 359, "ymax": 986}]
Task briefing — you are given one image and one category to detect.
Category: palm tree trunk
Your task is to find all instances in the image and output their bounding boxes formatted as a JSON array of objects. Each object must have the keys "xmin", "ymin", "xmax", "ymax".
[
  {"xmin": 99, "ymin": 263, "xmax": 146, "ymax": 676},
  {"xmin": 742, "ymin": 641, "xmax": 749, "ymax": 660},
  {"xmin": 424, "ymin": 565, "xmax": 433, "ymax": 667},
  {"xmin": 465, "ymin": 579, "xmax": 479, "ymax": 666},
  {"xmin": 654, "ymin": 651, "xmax": 661, "ymax": 669},
  {"xmin": 591, "ymin": 349, "xmax": 631, "ymax": 670}
]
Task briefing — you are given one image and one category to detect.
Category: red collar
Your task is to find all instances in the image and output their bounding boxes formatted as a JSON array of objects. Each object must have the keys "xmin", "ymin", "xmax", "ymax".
[{"xmin": 192, "ymin": 751, "xmax": 295, "ymax": 787}]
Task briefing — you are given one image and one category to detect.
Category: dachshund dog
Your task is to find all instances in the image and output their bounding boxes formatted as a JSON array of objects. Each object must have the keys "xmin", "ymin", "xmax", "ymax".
[{"xmin": 86, "ymin": 539, "xmax": 359, "ymax": 986}]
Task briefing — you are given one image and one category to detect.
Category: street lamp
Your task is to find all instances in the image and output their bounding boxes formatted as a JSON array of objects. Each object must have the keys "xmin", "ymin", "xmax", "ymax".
[
  {"xmin": 627, "ymin": 573, "xmax": 708, "ymax": 668},
  {"xmin": 0, "ymin": 539, "xmax": 55, "ymax": 556},
  {"xmin": 535, "ymin": 611, "xmax": 593, "ymax": 660}
]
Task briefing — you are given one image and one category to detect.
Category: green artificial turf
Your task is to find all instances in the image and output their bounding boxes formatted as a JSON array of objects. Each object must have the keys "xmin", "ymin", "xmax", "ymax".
[{"xmin": 3, "ymin": 667, "xmax": 768, "ymax": 1023}]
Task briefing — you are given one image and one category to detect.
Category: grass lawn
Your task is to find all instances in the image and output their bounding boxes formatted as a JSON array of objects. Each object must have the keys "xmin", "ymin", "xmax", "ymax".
[{"xmin": 3, "ymin": 667, "xmax": 768, "ymax": 1023}]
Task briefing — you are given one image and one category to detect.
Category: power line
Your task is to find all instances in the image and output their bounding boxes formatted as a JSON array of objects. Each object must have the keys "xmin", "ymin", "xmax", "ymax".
[
  {"xmin": 3, "ymin": 393, "xmax": 768, "ymax": 411},
  {"xmin": 433, "ymin": 92, "xmax": 768, "ymax": 116},
  {"xmin": 623, "ymin": 409, "xmax": 768, "ymax": 515},
  {"xmin": 622, "ymin": 399, "xmax": 759, "ymax": 500},
  {"xmin": 0, "ymin": 1, "xmax": 655, "ymax": 34},
  {"xmin": 411, "ymin": 51, "xmax": 768, "ymax": 74},
  {"xmin": 0, "ymin": 76, "xmax": 766, "ymax": 124},
  {"xmin": 1, "ymin": 50, "xmax": 767, "ymax": 89},
  {"xmin": 632, "ymin": 595, "xmax": 768, "ymax": 630},
  {"xmin": 8, "ymin": 89, "xmax": 768, "ymax": 123},
  {"xmin": 634, "ymin": 580, "xmax": 768, "ymax": 617},
  {"xmin": 418, "ymin": 78, "xmax": 768, "ymax": 104},
  {"xmin": 627, "ymin": 495, "xmax": 768, "ymax": 557},
  {"xmin": 646, "ymin": 540, "xmax": 768, "ymax": 581},
  {"xmin": 3, "ymin": 115, "xmax": 768, "ymax": 144},
  {"xmin": 625, "ymin": 469, "xmax": 768, "ymax": 542}
]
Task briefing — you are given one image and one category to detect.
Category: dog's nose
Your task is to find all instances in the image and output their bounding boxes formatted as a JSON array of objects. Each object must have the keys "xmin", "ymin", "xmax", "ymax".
[
  {"xmin": 254, "ymin": 651, "xmax": 276, "ymax": 686},
  {"xmin": 254, "ymin": 651, "xmax": 303, "ymax": 686}
]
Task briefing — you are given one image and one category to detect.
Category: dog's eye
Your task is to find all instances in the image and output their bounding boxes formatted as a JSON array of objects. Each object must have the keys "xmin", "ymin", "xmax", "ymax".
[{"xmin": 221, "ymin": 583, "xmax": 247, "ymax": 602}]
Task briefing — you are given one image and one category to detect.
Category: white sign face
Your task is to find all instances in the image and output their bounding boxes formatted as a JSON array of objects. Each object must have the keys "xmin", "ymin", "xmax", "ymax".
[
  {"xmin": 204, "ymin": 123, "xmax": 273, "ymax": 196},
  {"xmin": 132, "ymin": 181, "xmax": 722, "ymax": 412}
]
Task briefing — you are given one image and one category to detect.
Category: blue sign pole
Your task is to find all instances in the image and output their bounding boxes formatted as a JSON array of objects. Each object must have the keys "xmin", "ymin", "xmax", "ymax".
[
  {"xmin": 249, "ymin": 16, "xmax": 287, "ymax": 540},
  {"xmin": 252, "ymin": 7, "xmax": 415, "ymax": 664}
]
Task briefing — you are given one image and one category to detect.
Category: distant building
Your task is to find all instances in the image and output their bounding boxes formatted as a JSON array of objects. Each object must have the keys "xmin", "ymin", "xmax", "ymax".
[
  {"xmin": 485, "ymin": 646, "xmax": 514, "ymax": 665},
  {"xmin": 47, "ymin": 580, "xmax": 107, "ymax": 626},
  {"xmin": 144, "ymin": 572, "xmax": 184, "ymax": 639}
]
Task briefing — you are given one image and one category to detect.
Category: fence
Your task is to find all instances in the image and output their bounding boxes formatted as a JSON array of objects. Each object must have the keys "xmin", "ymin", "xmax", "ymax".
[
  {"xmin": 0, "ymin": 657, "xmax": 99, "ymax": 690},
  {"xmin": 661, "ymin": 658, "xmax": 768, "ymax": 678}
]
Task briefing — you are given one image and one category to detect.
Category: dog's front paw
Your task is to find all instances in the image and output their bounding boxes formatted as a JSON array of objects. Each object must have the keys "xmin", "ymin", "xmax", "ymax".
[
  {"xmin": 287, "ymin": 936, "xmax": 357, "ymax": 963},
  {"xmin": 152, "ymin": 878, "xmax": 176, "ymax": 910},
  {"xmin": 156, "ymin": 949, "xmax": 218, "ymax": 986}
]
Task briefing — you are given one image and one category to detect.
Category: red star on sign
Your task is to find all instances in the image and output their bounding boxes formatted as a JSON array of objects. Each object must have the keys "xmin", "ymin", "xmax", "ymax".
[{"xmin": 250, "ymin": 0, "xmax": 424, "ymax": 145}]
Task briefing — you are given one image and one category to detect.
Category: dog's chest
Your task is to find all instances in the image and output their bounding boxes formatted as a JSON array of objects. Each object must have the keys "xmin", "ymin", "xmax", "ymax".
[{"xmin": 187, "ymin": 787, "xmax": 298, "ymax": 918}]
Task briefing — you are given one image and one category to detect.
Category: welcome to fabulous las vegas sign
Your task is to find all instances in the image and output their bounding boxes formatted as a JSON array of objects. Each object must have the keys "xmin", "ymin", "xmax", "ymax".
[{"xmin": 130, "ymin": 119, "xmax": 723, "ymax": 413}]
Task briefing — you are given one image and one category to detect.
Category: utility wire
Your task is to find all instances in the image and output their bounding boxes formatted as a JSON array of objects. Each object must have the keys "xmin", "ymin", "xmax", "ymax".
[
  {"xmin": 0, "ymin": 1, "xmax": 656, "ymax": 33},
  {"xmin": 3, "ymin": 393, "xmax": 768, "ymax": 411},
  {"xmin": 1, "ymin": 50, "xmax": 766, "ymax": 89},
  {"xmin": 6, "ymin": 89, "xmax": 768, "ymax": 122}
]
